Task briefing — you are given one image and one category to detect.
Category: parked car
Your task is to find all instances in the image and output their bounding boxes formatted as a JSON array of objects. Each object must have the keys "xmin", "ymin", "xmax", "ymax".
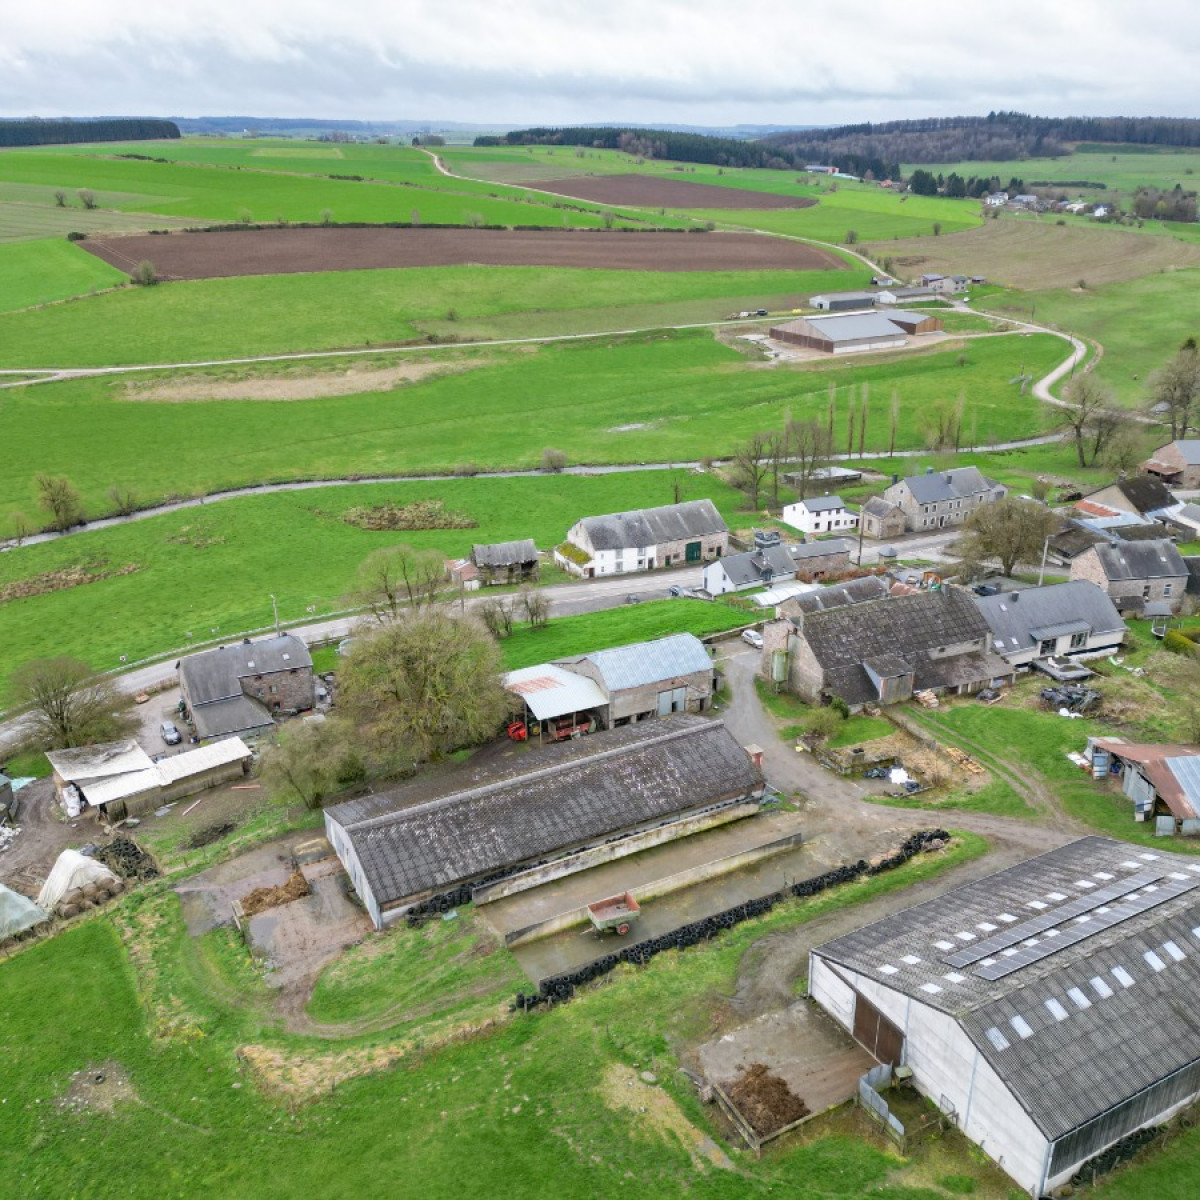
[
  {"xmin": 160, "ymin": 721, "xmax": 182, "ymax": 746},
  {"xmin": 741, "ymin": 629, "xmax": 764, "ymax": 649},
  {"xmin": 668, "ymin": 585, "xmax": 685, "ymax": 598},
  {"xmin": 625, "ymin": 594, "xmax": 641, "ymax": 605}
]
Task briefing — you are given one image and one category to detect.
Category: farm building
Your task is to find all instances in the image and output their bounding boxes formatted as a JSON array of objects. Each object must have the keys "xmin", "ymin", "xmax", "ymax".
[
  {"xmin": 1144, "ymin": 440, "xmax": 1200, "ymax": 489},
  {"xmin": 765, "ymin": 587, "xmax": 1012, "ymax": 708},
  {"xmin": 810, "ymin": 835, "xmax": 1200, "ymax": 1195},
  {"xmin": 1086, "ymin": 739, "xmax": 1200, "ymax": 833},
  {"xmin": 1081, "ymin": 475, "xmax": 1177, "ymax": 523},
  {"xmin": 502, "ymin": 663, "xmax": 608, "ymax": 742},
  {"xmin": 1163, "ymin": 503, "xmax": 1200, "ymax": 540},
  {"xmin": 809, "ymin": 290, "xmax": 878, "ymax": 312},
  {"xmin": 884, "ymin": 466, "xmax": 1006, "ymax": 532},
  {"xmin": 787, "ymin": 539, "xmax": 852, "ymax": 581},
  {"xmin": 769, "ymin": 312, "xmax": 907, "ymax": 355},
  {"xmin": 875, "ymin": 286, "xmax": 936, "ymax": 305},
  {"xmin": 885, "ymin": 311, "xmax": 944, "ymax": 336},
  {"xmin": 973, "ymin": 582, "xmax": 1126, "ymax": 670},
  {"xmin": 178, "ymin": 633, "xmax": 313, "ymax": 741},
  {"xmin": 444, "ymin": 557, "xmax": 481, "ymax": 591},
  {"xmin": 471, "ymin": 539, "xmax": 539, "ymax": 586},
  {"xmin": 556, "ymin": 499, "xmax": 728, "ymax": 578},
  {"xmin": 918, "ymin": 273, "xmax": 967, "ymax": 295},
  {"xmin": 45, "ymin": 737, "xmax": 252, "ymax": 820},
  {"xmin": 780, "ymin": 495, "xmax": 858, "ymax": 536},
  {"xmin": 775, "ymin": 575, "xmax": 891, "ymax": 628},
  {"xmin": 1069, "ymin": 539, "xmax": 1188, "ymax": 615},
  {"xmin": 324, "ymin": 717, "xmax": 766, "ymax": 928},
  {"xmin": 859, "ymin": 497, "xmax": 906, "ymax": 540}
]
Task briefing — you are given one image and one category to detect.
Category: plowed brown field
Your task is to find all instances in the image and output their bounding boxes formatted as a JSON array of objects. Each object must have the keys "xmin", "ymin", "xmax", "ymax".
[
  {"xmin": 81, "ymin": 226, "xmax": 844, "ymax": 280},
  {"xmin": 526, "ymin": 173, "xmax": 818, "ymax": 210}
]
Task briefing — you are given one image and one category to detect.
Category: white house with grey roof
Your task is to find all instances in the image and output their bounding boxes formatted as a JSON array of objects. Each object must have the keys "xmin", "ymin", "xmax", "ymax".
[
  {"xmin": 324, "ymin": 717, "xmax": 765, "ymax": 928},
  {"xmin": 810, "ymin": 836, "xmax": 1200, "ymax": 1196},
  {"xmin": 781, "ymin": 494, "xmax": 858, "ymax": 536},
  {"xmin": 973, "ymin": 582, "xmax": 1126, "ymax": 670},
  {"xmin": 884, "ymin": 466, "xmax": 1006, "ymax": 532},
  {"xmin": 556, "ymin": 499, "xmax": 728, "ymax": 578}
]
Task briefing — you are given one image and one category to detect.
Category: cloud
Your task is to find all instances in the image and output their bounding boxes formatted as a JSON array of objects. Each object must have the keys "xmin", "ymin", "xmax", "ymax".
[{"xmin": 1, "ymin": 1, "xmax": 1196, "ymax": 123}]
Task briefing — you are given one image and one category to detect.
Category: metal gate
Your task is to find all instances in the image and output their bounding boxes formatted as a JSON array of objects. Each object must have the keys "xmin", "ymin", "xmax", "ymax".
[{"xmin": 853, "ymin": 993, "xmax": 904, "ymax": 1065}]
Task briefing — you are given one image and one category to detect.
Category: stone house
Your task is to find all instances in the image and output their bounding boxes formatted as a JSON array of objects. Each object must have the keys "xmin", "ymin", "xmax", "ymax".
[
  {"xmin": 1082, "ymin": 475, "xmax": 1177, "ymax": 522},
  {"xmin": 471, "ymin": 539, "xmax": 539, "ymax": 586},
  {"xmin": 1144, "ymin": 440, "xmax": 1200, "ymax": 489},
  {"xmin": 701, "ymin": 536, "xmax": 851, "ymax": 594},
  {"xmin": 781, "ymin": 494, "xmax": 858, "ymax": 536},
  {"xmin": 859, "ymin": 497, "xmax": 906, "ymax": 540},
  {"xmin": 771, "ymin": 588, "xmax": 1012, "ymax": 709},
  {"xmin": 555, "ymin": 499, "xmax": 728, "ymax": 578},
  {"xmin": 1069, "ymin": 540, "xmax": 1188, "ymax": 615},
  {"xmin": 178, "ymin": 633, "xmax": 314, "ymax": 741},
  {"xmin": 884, "ymin": 466, "xmax": 1006, "ymax": 532}
]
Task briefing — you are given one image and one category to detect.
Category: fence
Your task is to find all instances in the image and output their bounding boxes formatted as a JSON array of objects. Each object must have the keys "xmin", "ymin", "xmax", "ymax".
[
  {"xmin": 857, "ymin": 1064, "xmax": 948, "ymax": 1153},
  {"xmin": 710, "ymin": 1082, "xmax": 828, "ymax": 1156}
]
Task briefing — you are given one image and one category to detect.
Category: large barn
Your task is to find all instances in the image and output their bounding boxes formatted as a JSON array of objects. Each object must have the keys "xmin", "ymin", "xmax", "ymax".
[
  {"xmin": 769, "ymin": 312, "xmax": 907, "ymax": 354},
  {"xmin": 810, "ymin": 836, "xmax": 1200, "ymax": 1195}
]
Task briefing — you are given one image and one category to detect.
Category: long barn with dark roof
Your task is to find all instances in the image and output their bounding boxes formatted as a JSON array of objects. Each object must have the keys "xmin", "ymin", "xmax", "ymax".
[
  {"xmin": 811, "ymin": 836, "xmax": 1200, "ymax": 1195},
  {"xmin": 325, "ymin": 716, "xmax": 765, "ymax": 927}
]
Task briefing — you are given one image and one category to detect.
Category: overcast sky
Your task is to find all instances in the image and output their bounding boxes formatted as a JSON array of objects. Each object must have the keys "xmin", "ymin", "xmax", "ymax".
[{"xmin": 1, "ymin": 1, "xmax": 1196, "ymax": 127}]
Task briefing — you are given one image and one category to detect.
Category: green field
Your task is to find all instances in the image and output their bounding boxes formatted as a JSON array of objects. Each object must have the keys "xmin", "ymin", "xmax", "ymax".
[
  {"xmin": 978, "ymin": 270, "xmax": 1200, "ymax": 403},
  {"xmin": 0, "ymin": 832, "xmax": 1015, "ymax": 1200},
  {"xmin": 0, "ymin": 472, "xmax": 747, "ymax": 699},
  {"xmin": 0, "ymin": 238, "xmax": 128, "ymax": 311},
  {"xmin": 0, "ymin": 260, "xmax": 862, "ymax": 368},
  {"xmin": 0, "ymin": 330, "xmax": 1065, "ymax": 521}
]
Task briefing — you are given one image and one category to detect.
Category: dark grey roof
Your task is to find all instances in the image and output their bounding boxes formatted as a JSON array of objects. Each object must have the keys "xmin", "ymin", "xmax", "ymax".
[
  {"xmin": 863, "ymin": 653, "xmax": 912, "ymax": 678},
  {"xmin": 814, "ymin": 836, "xmax": 1200, "ymax": 1141},
  {"xmin": 861, "ymin": 497, "xmax": 903, "ymax": 518},
  {"xmin": 886, "ymin": 312, "xmax": 934, "ymax": 332},
  {"xmin": 783, "ymin": 574, "xmax": 890, "ymax": 618},
  {"xmin": 1110, "ymin": 475, "xmax": 1177, "ymax": 515},
  {"xmin": 1088, "ymin": 540, "xmax": 1187, "ymax": 582},
  {"xmin": 795, "ymin": 494, "xmax": 848, "ymax": 513},
  {"xmin": 327, "ymin": 717, "xmax": 763, "ymax": 908},
  {"xmin": 974, "ymin": 583, "xmax": 1126, "ymax": 658},
  {"xmin": 811, "ymin": 290, "xmax": 878, "ymax": 305},
  {"xmin": 472, "ymin": 539, "xmax": 538, "ymax": 567},
  {"xmin": 179, "ymin": 634, "xmax": 311, "ymax": 706},
  {"xmin": 901, "ymin": 466, "xmax": 999, "ymax": 505},
  {"xmin": 799, "ymin": 588, "xmax": 1000, "ymax": 704},
  {"xmin": 1111, "ymin": 523, "xmax": 1174, "ymax": 543},
  {"xmin": 576, "ymin": 500, "xmax": 727, "ymax": 552},
  {"xmin": 190, "ymin": 694, "xmax": 274, "ymax": 741},
  {"xmin": 787, "ymin": 539, "xmax": 850, "ymax": 561},
  {"xmin": 571, "ymin": 633, "xmax": 713, "ymax": 691},
  {"xmin": 1177, "ymin": 504, "xmax": 1200, "ymax": 524}
]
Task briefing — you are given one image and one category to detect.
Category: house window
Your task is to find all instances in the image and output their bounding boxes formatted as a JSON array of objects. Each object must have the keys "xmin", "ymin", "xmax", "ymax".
[
  {"xmin": 1143, "ymin": 584, "xmax": 1152, "ymax": 599},
  {"xmin": 1039, "ymin": 639, "xmax": 1056, "ymax": 656},
  {"xmin": 1164, "ymin": 584, "xmax": 1173, "ymax": 597},
  {"xmin": 269, "ymin": 685, "xmax": 278, "ymax": 695},
  {"xmin": 1070, "ymin": 632, "xmax": 1088, "ymax": 650}
]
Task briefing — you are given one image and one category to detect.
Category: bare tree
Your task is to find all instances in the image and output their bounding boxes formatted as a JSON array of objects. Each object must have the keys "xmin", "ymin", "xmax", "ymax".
[
  {"xmin": 54, "ymin": 189, "xmax": 66, "ymax": 207},
  {"xmin": 130, "ymin": 260, "xmax": 157, "ymax": 287},
  {"xmin": 35, "ymin": 473, "xmax": 83, "ymax": 532},
  {"xmin": 10, "ymin": 657, "xmax": 134, "ymax": 749},
  {"xmin": 765, "ymin": 428, "xmax": 790, "ymax": 509},
  {"xmin": 857, "ymin": 382, "xmax": 870, "ymax": 457},
  {"xmin": 518, "ymin": 587, "xmax": 549, "ymax": 630},
  {"xmin": 957, "ymin": 498, "xmax": 1057, "ymax": 578},
  {"xmin": 478, "ymin": 596, "xmax": 514, "ymax": 639},
  {"xmin": 845, "ymin": 388, "xmax": 857, "ymax": 457},
  {"xmin": 732, "ymin": 432, "xmax": 772, "ymax": 509},
  {"xmin": 1146, "ymin": 341, "xmax": 1200, "ymax": 439},
  {"xmin": 8, "ymin": 511, "xmax": 30, "ymax": 546},
  {"xmin": 1058, "ymin": 374, "xmax": 1126, "ymax": 467},
  {"xmin": 338, "ymin": 611, "xmax": 509, "ymax": 764},
  {"xmin": 888, "ymin": 389, "xmax": 900, "ymax": 458},
  {"xmin": 77, "ymin": 189, "xmax": 97, "ymax": 210},
  {"xmin": 350, "ymin": 544, "xmax": 447, "ymax": 621},
  {"xmin": 259, "ymin": 718, "xmax": 365, "ymax": 809},
  {"xmin": 106, "ymin": 485, "xmax": 138, "ymax": 516},
  {"xmin": 785, "ymin": 418, "xmax": 833, "ymax": 500}
]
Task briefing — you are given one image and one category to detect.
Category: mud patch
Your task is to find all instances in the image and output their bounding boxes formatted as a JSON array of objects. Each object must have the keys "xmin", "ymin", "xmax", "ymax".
[
  {"xmin": 601, "ymin": 1063, "xmax": 734, "ymax": 1171},
  {"xmin": 0, "ymin": 559, "xmax": 140, "ymax": 605},
  {"xmin": 342, "ymin": 498, "xmax": 477, "ymax": 531},
  {"xmin": 184, "ymin": 820, "xmax": 238, "ymax": 850},
  {"xmin": 57, "ymin": 1061, "xmax": 135, "ymax": 1115},
  {"xmin": 125, "ymin": 359, "xmax": 489, "ymax": 404}
]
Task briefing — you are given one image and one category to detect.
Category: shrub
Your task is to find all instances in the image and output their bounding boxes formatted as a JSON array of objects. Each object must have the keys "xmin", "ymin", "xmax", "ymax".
[
  {"xmin": 130, "ymin": 260, "xmax": 157, "ymax": 287},
  {"xmin": 829, "ymin": 695, "xmax": 851, "ymax": 720},
  {"xmin": 1164, "ymin": 630, "xmax": 1199, "ymax": 658},
  {"xmin": 66, "ymin": 231, "xmax": 86, "ymax": 242},
  {"xmin": 540, "ymin": 447, "xmax": 568, "ymax": 472}
]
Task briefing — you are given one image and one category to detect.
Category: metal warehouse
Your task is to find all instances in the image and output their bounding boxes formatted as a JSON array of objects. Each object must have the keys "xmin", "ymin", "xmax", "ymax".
[
  {"xmin": 324, "ymin": 717, "xmax": 765, "ymax": 928},
  {"xmin": 810, "ymin": 836, "xmax": 1200, "ymax": 1195},
  {"xmin": 769, "ymin": 312, "xmax": 907, "ymax": 354}
]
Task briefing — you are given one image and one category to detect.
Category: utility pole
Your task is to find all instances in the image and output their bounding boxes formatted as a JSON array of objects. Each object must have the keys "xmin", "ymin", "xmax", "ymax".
[{"xmin": 270, "ymin": 593, "xmax": 280, "ymax": 635}]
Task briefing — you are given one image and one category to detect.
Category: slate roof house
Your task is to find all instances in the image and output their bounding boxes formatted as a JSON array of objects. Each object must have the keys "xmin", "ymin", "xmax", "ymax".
[
  {"xmin": 772, "ymin": 588, "xmax": 1012, "ymax": 708},
  {"xmin": 973, "ymin": 582, "xmax": 1126, "ymax": 670},
  {"xmin": 859, "ymin": 497, "xmax": 906, "ymax": 540},
  {"xmin": 178, "ymin": 633, "xmax": 313, "ymax": 741},
  {"xmin": 701, "ymin": 538, "xmax": 851, "ymax": 594},
  {"xmin": 471, "ymin": 539, "xmax": 539, "ymax": 586},
  {"xmin": 324, "ymin": 717, "xmax": 765, "ymax": 928},
  {"xmin": 810, "ymin": 836, "xmax": 1200, "ymax": 1195},
  {"xmin": 1082, "ymin": 475, "xmax": 1177, "ymax": 522},
  {"xmin": 1143, "ymin": 440, "xmax": 1200, "ymax": 489},
  {"xmin": 556, "ymin": 500, "xmax": 728, "ymax": 578},
  {"xmin": 1069, "ymin": 539, "xmax": 1188, "ymax": 614},
  {"xmin": 780, "ymin": 494, "xmax": 858, "ymax": 536},
  {"xmin": 884, "ymin": 466, "xmax": 1006, "ymax": 532}
]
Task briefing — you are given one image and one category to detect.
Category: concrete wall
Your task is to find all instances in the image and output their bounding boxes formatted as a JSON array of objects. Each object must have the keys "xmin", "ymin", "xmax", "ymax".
[
  {"xmin": 566, "ymin": 660, "xmax": 713, "ymax": 724},
  {"xmin": 324, "ymin": 813, "xmax": 381, "ymax": 928}
]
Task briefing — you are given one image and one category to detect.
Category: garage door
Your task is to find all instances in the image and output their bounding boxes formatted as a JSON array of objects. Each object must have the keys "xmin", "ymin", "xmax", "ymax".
[{"xmin": 852, "ymin": 993, "xmax": 904, "ymax": 1065}]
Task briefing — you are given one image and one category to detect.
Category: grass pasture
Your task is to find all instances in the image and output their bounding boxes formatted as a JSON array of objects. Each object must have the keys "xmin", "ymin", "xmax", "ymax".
[
  {"xmin": 0, "ymin": 238, "xmax": 128, "ymax": 311},
  {"xmin": 0, "ymin": 330, "xmax": 1065, "ymax": 520}
]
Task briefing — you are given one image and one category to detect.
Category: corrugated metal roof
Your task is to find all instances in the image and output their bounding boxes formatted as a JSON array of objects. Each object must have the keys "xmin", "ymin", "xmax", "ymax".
[
  {"xmin": 156, "ymin": 737, "xmax": 252, "ymax": 783},
  {"xmin": 580, "ymin": 633, "xmax": 713, "ymax": 692},
  {"xmin": 805, "ymin": 312, "xmax": 908, "ymax": 342},
  {"xmin": 502, "ymin": 664, "xmax": 607, "ymax": 721},
  {"xmin": 47, "ymin": 740, "xmax": 151, "ymax": 783},
  {"xmin": 813, "ymin": 836, "xmax": 1200, "ymax": 1140}
]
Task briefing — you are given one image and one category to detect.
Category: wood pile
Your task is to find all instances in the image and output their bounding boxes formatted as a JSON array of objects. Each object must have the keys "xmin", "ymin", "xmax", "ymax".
[
  {"xmin": 944, "ymin": 746, "xmax": 985, "ymax": 775},
  {"xmin": 913, "ymin": 690, "xmax": 940, "ymax": 709}
]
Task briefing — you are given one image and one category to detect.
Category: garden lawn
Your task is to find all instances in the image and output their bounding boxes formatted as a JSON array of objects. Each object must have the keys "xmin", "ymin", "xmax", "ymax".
[
  {"xmin": 0, "ymin": 238, "xmax": 127, "ymax": 310},
  {"xmin": 978, "ymin": 269, "xmax": 1200, "ymax": 403},
  {"xmin": 0, "ymin": 263, "xmax": 863, "ymax": 368},
  {"xmin": 499, "ymin": 600, "xmax": 749, "ymax": 671},
  {"xmin": 0, "ymin": 831, "xmax": 1014, "ymax": 1200},
  {"xmin": 0, "ymin": 472, "xmax": 746, "ymax": 701},
  {"xmin": 0, "ymin": 329, "xmax": 1065, "ymax": 521}
]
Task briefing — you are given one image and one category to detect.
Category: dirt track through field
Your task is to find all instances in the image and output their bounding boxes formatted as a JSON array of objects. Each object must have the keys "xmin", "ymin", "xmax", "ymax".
[
  {"xmin": 524, "ymin": 174, "xmax": 819, "ymax": 210},
  {"xmin": 80, "ymin": 226, "xmax": 844, "ymax": 280}
]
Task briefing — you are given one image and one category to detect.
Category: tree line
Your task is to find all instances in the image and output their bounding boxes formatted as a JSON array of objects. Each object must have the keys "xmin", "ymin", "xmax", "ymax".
[{"xmin": 0, "ymin": 118, "xmax": 180, "ymax": 147}]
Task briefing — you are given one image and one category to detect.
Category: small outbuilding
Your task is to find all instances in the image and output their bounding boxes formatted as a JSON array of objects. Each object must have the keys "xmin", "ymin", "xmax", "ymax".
[
  {"xmin": 885, "ymin": 311, "xmax": 944, "ymax": 336},
  {"xmin": 859, "ymin": 497, "xmax": 906, "ymax": 540},
  {"xmin": 471, "ymin": 539, "xmax": 540, "ymax": 586},
  {"xmin": 809, "ymin": 290, "xmax": 878, "ymax": 312}
]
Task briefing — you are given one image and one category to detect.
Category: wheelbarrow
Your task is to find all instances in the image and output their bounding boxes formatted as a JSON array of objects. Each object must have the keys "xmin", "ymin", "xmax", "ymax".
[{"xmin": 586, "ymin": 891, "xmax": 641, "ymax": 937}]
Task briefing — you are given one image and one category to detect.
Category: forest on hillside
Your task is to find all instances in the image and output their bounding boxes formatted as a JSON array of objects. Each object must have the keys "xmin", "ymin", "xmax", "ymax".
[{"xmin": 0, "ymin": 118, "xmax": 181, "ymax": 147}]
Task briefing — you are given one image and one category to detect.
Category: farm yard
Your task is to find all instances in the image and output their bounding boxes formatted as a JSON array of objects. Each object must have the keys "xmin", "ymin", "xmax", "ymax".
[{"xmin": 80, "ymin": 225, "xmax": 845, "ymax": 280}]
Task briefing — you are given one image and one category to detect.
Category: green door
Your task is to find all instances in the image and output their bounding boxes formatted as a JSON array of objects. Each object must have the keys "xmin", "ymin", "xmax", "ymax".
[{"xmin": 685, "ymin": 541, "xmax": 701, "ymax": 563}]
